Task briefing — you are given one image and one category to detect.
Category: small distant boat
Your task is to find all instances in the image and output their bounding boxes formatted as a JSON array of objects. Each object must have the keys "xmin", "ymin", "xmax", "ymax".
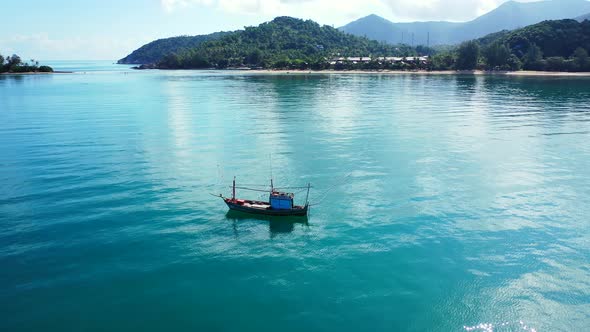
[{"xmin": 214, "ymin": 177, "xmax": 310, "ymax": 217}]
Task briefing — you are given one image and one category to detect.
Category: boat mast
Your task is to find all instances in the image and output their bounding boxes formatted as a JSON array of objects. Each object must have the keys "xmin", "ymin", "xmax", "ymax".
[
  {"xmin": 305, "ymin": 183, "xmax": 310, "ymax": 206},
  {"xmin": 232, "ymin": 176, "xmax": 236, "ymax": 201},
  {"xmin": 269, "ymin": 153, "xmax": 274, "ymax": 192}
]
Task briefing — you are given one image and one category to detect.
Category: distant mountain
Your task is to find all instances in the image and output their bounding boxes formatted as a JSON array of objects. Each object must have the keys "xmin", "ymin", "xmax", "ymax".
[
  {"xmin": 341, "ymin": 14, "xmax": 458, "ymax": 46},
  {"xmin": 340, "ymin": 0, "xmax": 590, "ymax": 45},
  {"xmin": 578, "ymin": 13, "xmax": 590, "ymax": 21},
  {"xmin": 118, "ymin": 32, "xmax": 229, "ymax": 64}
]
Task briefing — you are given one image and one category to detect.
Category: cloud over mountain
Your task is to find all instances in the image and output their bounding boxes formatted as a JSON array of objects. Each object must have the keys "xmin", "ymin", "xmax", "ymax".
[{"xmin": 160, "ymin": 0, "xmax": 540, "ymax": 22}]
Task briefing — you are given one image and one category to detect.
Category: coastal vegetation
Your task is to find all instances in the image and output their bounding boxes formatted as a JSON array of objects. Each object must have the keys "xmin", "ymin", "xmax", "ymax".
[
  {"xmin": 121, "ymin": 16, "xmax": 590, "ymax": 73},
  {"xmin": 0, "ymin": 53, "xmax": 53, "ymax": 73}
]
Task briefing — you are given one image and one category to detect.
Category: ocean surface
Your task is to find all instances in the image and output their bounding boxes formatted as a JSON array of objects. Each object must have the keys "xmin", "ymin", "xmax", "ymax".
[{"xmin": 1, "ymin": 61, "xmax": 589, "ymax": 331}]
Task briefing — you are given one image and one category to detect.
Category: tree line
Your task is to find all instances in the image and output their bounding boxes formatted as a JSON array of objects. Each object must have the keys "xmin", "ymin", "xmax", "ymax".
[
  {"xmin": 0, "ymin": 53, "xmax": 53, "ymax": 73},
  {"xmin": 138, "ymin": 17, "xmax": 590, "ymax": 72}
]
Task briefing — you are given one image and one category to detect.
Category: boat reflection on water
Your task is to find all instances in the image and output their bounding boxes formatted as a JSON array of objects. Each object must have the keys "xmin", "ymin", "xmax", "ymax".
[{"xmin": 225, "ymin": 210, "xmax": 308, "ymax": 237}]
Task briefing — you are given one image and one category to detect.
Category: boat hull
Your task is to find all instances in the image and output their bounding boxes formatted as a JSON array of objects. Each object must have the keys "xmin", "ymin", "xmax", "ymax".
[{"xmin": 224, "ymin": 199, "xmax": 308, "ymax": 216}]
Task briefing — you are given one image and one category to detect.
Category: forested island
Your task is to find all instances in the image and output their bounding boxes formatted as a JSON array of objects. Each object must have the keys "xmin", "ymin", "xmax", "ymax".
[
  {"xmin": 127, "ymin": 17, "xmax": 424, "ymax": 70},
  {"xmin": 121, "ymin": 17, "xmax": 590, "ymax": 72},
  {"xmin": 0, "ymin": 53, "xmax": 53, "ymax": 73}
]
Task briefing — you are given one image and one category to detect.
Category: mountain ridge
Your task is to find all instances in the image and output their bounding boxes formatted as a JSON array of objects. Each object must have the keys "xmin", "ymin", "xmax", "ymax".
[{"xmin": 340, "ymin": 0, "xmax": 590, "ymax": 45}]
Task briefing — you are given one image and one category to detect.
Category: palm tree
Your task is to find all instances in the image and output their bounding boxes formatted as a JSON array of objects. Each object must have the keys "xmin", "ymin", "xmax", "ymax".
[{"xmin": 8, "ymin": 54, "xmax": 21, "ymax": 66}]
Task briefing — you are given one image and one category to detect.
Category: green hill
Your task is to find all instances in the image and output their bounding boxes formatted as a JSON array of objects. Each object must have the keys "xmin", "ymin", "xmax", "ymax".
[
  {"xmin": 479, "ymin": 19, "xmax": 590, "ymax": 58},
  {"xmin": 428, "ymin": 19, "xmax": 590, "ymax": 72},
  {"xmin": 156, "ymin": 16, "xmax": 418, "ymax": 69},
  {"xmin": 118, "ymin": 32, "xmax": 229, "ymax": 64}
]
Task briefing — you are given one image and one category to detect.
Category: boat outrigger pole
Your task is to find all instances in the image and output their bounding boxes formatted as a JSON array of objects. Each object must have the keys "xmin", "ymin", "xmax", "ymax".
[{"xmin": 305, "ymin": 183, "xmax": 310, "ymax": 207}]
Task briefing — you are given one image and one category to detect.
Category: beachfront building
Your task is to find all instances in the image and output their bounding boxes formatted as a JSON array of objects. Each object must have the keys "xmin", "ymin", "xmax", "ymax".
[
  {"xmin": 374, "ymin": 56, "xmax": 429, "ymax": 64},
  {"xmin": 329, "ymin": 56, "xmax": 429, "ymax": 66},
  {"xmin": 329, "ymin": 56, "xmax": 372, "ymax": 65}
]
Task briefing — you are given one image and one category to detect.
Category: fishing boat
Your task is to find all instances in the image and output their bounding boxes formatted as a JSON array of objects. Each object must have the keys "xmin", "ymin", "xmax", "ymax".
[{"xmin": 214, "ymin": 177, "xmax": 310, "ymax": 217}]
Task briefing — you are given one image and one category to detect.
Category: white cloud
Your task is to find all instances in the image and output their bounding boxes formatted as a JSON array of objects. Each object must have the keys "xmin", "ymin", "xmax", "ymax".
[
  {"xmin": 159, "ymin": 0, "xmax": 536, "ymax": 22},
  {"xmin": 0, "ymin": 33, "xmax": 150, "ymax": 60},
  {"xmin": 162, "ymin": 0, "xmax": 215, "ymax": 12},
  {"xmin": 160, "ymin": 0, "xmax": 388, "ymax": 25},
  {"xmin": 381, "ymin": 0, "xmax": 516, "ymax": 21}
]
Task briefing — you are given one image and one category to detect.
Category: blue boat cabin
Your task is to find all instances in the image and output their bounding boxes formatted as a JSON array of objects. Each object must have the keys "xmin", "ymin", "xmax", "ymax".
[{"xmin": 269, "ymin": 192, "xmax": 294, "ymax": 210}]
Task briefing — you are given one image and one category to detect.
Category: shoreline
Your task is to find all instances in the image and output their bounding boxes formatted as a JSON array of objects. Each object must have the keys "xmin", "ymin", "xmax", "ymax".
[
  {"xmin": 4, "ymin": 68, "xmax": 590, "ymax": 77},
  {"xmin": 131, "ymin": 67, "xmax": 590, "ymax": 77},
  {"xmin": 243, "ymin": 69, "xmax": 590, "ymax": 77},
  {"xmin": 0, "ymin": 71, "xmax": 72, "ymax": 75}
]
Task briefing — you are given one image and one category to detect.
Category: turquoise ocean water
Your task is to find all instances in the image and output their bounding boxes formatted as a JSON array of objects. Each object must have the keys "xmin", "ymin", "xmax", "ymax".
[{"xmin": 1, "ymin": 61, "xmax": 590, "ymax": 331}]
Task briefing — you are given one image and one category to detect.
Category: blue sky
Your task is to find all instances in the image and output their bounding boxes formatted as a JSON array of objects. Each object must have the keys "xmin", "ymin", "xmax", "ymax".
[{"xmin": 0, "ymin": 0, "xmax": 536, "ymax": 60}]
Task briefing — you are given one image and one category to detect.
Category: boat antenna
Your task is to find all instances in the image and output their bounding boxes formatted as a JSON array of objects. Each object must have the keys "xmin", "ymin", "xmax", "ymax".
[
  {"xmin": 269, "ymin": 153, "xmax": 274, "ymax": 192},
  {"xmin": 232, "ymin": 176, "xmax": 236, "ymax": 201}
]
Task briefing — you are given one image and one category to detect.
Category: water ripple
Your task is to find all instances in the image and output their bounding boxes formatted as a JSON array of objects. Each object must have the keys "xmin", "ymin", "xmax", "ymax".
[{"xmin": 1, "ymin": 70, "xmax": 590, "ymax": 331}]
